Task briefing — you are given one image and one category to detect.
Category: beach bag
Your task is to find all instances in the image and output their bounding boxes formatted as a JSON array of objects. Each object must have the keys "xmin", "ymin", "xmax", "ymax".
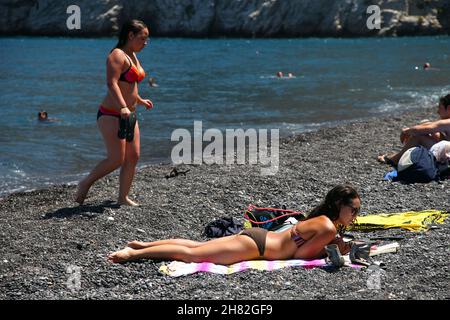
[
  {"xmin": 243, "ymin": 205, "xmax": 305, "ymax": 230},
  {"xmin": 395, "ymin": 146, "xmax": 439, "ymax": 183},
  {"xmin": 203, "ymin": 216, "xmax": 243, "ymax": 238}
]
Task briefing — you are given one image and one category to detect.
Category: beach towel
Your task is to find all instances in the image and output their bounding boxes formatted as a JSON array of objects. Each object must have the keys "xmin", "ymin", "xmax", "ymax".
[
  {"xmin": 159, "ymin": 257, "xmax": 360, "ymax": 277},
  {"xmin": 349, "ymin": 210, "xmax": 449, "ymax": 232},
  {"xmin": 158, "ymin": 243, "xmax": 398, "ymax": 277}
]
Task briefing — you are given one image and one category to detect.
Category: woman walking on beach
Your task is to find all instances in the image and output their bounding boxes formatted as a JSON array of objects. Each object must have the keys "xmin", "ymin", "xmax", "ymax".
[
  {"xmin": 75, "ymin": 20, "xmax": 153, "ymax": 206},
  {"xmin": 108, "ymin": 185, "xmax": 360, "ymax": 263}
]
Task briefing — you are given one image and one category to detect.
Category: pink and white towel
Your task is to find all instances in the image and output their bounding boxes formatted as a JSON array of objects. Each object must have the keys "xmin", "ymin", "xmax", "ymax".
[
  {"xmin": 159, "ymin": 257, "xmax": 360, "ymax": 277},
  {"xmin": 159, "ymin": 243, "xmax": 399, "ymax": 277}
]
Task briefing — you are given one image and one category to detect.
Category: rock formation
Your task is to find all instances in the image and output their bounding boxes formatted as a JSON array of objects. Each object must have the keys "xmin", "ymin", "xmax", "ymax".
[{"xmin": 0, "ymin": 0, "xmax": 448, "ymax": 37}]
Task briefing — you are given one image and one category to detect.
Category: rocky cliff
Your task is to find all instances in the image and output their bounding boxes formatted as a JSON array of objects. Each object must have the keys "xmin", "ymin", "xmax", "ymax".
[{"xmin": 0, "ymin": 0, "xmax": 449, "ymax": 37}]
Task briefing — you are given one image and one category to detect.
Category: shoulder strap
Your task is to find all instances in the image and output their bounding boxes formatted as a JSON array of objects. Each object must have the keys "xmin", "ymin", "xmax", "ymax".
[{"xmin": 243, "ymin": 205, "xmax": 304, "ymax": 225}]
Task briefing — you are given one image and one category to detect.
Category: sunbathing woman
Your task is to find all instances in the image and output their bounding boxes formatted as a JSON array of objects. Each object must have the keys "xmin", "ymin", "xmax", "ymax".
[{"xmin": 108, "ymin": 185, "xmax": 360, "ymax": 264}]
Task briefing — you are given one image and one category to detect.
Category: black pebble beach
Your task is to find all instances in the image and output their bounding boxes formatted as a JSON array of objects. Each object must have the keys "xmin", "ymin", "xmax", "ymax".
[{"xmin": 0, "ymin": 106, "xmax": 449, "ymax": 300}]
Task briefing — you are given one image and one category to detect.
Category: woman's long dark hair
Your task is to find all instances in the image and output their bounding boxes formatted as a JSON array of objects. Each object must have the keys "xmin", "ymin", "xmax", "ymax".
[
  {"xmin": 306, "ymin": 185, "xmax": 360, "ymax": 234},
  {"xmin": 114, "ymin": 19, "xmax": 148, "ymax": 50}
]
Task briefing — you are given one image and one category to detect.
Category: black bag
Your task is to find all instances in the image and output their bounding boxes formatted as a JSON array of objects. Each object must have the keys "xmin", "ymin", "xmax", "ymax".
[
  {"xmin": 243, "ymin": 205, "xmax": 305, "ymax": 231},
  {"xmin": 203, "ymin": 217, "xmax": 243, "ymax": 238}
]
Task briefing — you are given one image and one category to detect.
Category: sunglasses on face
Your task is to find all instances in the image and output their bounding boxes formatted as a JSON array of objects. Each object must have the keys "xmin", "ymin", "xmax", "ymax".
[{"xmin": 347, "ymin": 205, "xmax": 360, "ymax": 217}]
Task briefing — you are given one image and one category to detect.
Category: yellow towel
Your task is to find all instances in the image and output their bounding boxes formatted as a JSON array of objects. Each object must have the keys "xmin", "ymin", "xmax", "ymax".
[{"xmin": 349, "ymin": 210, "xmax": 449, "ymax": 232}]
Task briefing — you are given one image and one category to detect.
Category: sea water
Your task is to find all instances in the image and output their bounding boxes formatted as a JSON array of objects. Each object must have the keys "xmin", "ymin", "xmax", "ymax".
[{"xmin": 0, "ymin": 36, "xmax": 449, "ymax": 196}]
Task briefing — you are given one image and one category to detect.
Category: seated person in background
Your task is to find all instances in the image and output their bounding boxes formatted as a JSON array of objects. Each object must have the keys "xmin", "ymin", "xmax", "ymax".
[
  {"xmin": 378, "ymin": 94, "xmax": 450, "ymax": 166},
  {"xmin": 108, "ymin": 185, "xmax": 360, "ymax": 264}
]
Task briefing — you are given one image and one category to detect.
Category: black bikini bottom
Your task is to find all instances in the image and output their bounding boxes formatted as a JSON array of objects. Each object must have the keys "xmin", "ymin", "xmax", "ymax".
[
  {"xmin": 97, "ymin": 109, "xmax": 121, "ymax": 120},
  {"xmin": 240, "ymin": 228, "xmax": 268, "ymax": 257},
  {"xmin": 97, "ymin": 110, "xmax": 137, "ymax": 142}
]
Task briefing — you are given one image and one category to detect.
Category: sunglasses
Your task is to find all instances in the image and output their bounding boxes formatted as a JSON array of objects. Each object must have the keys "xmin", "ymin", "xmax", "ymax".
[{"xmin": 347, "ymin": 205, "xmax": 360, "ymax": 217}]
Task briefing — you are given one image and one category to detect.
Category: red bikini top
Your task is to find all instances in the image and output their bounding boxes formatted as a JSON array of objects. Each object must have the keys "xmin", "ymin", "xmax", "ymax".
[{"xmin": 119, "ymin": 53, "xmax": 145, "ymax": 83}]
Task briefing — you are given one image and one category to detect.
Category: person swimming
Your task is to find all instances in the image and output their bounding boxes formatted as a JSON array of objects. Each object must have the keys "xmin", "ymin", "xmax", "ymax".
[
  {"xmin": 38, "ymin": 110, "xmax": 58, "ymax": 122},
  {"xmin": 148, "ymin": 77, "xmax": 159, "ymax": 87},
  {"xmin": 38, "ymin": 111, "xmax": 48, "ymax": 121},
  {"xmin": 276, "ymin": 71, "xmax": 295, "ymax": 78}
]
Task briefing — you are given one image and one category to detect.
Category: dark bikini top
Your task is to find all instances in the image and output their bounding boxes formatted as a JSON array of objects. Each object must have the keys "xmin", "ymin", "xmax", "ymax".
[
  {"xmin": 119, "ymin": 53, "xmax": 145, "ymax": 83},
  {"xmin": 290, "ymin": 226, "xmax": 306, "ymax": 248}
]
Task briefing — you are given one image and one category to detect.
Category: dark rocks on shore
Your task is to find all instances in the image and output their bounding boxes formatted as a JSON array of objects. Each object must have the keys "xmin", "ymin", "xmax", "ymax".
[
  {"xmin": 1, "ymin": 0, "xmax": 449, "ymax": 37},
  {"xmin": 0, "ymin": 106, "xmax": 449, "ymax": 300}
]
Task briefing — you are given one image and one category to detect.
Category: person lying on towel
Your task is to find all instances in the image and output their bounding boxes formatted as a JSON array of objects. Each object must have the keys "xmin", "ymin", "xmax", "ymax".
[{"xmin": 108, "ymin": 185, "xmax": 360, "ymax": 264}]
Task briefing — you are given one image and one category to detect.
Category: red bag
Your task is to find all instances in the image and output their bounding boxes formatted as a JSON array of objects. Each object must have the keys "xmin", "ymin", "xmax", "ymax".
[{"xmin": 243, "ymin": 205, "xmax": 305, "ymax": 230}]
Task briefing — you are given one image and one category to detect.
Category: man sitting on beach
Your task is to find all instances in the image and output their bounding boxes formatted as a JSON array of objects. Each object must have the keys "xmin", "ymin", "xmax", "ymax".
[{"xmin": 378, "ymin": 94, "xmax": 450, "ymax": 165}]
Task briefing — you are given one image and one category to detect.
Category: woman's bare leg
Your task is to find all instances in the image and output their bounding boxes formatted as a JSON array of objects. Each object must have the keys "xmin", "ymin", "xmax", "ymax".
[
  {"xmin": 127, "ymin": 239, "xmax": 204, "ymax": 249},
  {"xmin": 127, "ymin": 235, "xmax": 239, "ymax": 249},
  {"xmin": 75, "ymin": 116, "xmax": 125, "ymax": 204},
  {"xmin": 109, "ymin": 235, "xmax": 258, "ymax": 264},
  {"xmin": 118, "ymin": 122, "xmax": 140, "ymax": 206}
]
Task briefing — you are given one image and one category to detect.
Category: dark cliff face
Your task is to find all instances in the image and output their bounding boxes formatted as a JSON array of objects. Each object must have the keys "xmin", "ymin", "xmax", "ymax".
[{"xmin": 0, "ymin": 0, "xmax": 449, "ymax": 37}]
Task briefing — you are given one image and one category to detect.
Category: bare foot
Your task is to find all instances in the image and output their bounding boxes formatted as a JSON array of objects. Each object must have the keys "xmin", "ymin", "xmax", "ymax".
[
  {"xmin": 118, "ymin": 197, "xmax": 139, "ymax": 207},
  {"xmin": 127, "ymin": 241, "xmax": 148, "ymax": 249},
  {"xmin": 377, "ymin": 154, "xmax": 386, "ymax": 163},
  {"xmin": 75, "ymin": 181, "xmax": 89, "ymax": 205},
  {"xmin": 107, "ymin": 247, "xmax": 135, "ymax": 263},
  {"xmin": 377, "ymin": 154, "xmax": 395, "ymax": 166}
]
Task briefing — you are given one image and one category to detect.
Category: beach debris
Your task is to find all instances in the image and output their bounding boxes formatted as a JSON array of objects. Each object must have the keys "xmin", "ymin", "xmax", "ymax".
[
  {"xmin": 165, "ymin": 168, "xmax": 191, "ymax": 179},
  {"xmin": 370, "ymin": 242, "xmax": 399, "ymax": 256},
  {"xmin": 325, "ymin": 244, "xmax": 345, "ymax": 267},
  {"xmin": 350, "ymin": 241, "xmax": 373, "ymax": 266},
  {"xmin": 137, "ymin": 228, "xmax": 146, "ymax": 234},
  {"xmin": 369, "ymin": 236, "xmax": 405, "ymax": 241},
  {"xmin": 107, "ymin": 216, "xmax": 114, "ymax": 221}
]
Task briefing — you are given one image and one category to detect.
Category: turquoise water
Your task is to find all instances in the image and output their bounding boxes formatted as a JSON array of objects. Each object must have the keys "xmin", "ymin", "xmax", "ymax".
[{"xmin": 0, "ymin": 36, "xmax": 449, "ymax": 195}]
